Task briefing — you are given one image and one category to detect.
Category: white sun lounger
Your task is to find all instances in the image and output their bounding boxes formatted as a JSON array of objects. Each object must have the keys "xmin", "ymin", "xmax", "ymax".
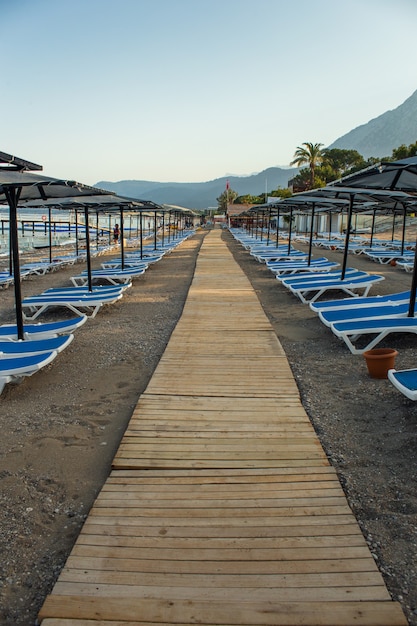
[
  {"xmin": 331, "ymin": 316, "xmax": 417, "ymax": 354},
  {"xmin": 388, "ymin": 368, "xmax": 417, "ymax": 401},
  {"xmin": 318, "ymin": 301, "xmax": 412, "ymax": 327},
  {"xmin": 0, "ymin": 316, "xmax": 87, "ymax": 340},
  {"xmin": 22, "ymin": 292, "xmax": 122, "ymax": 320},
  {"xmin": 71, "ymin": 267, "xmax": 145, "ymax": 286},
  {"xmin": 309, "ymin": 291, "xmax": 412, "ymax": 313},
  {"xmin": 283, "ymin": 274, "xmax": 384, "ymax": 304},
  {"xmin": 267, "ymin": 258, "xmax": 339, "ymax": 276},
  {"xmin": 279, "ymin": 268, "xmax": 365, "ymax": 285},
  {"xmin": 0, "ymin": 351, "xmax": 58, "ymax": 395},
  {"xmin": 0, "ymin": 334, "xmax": 73, "ymax": 356}
]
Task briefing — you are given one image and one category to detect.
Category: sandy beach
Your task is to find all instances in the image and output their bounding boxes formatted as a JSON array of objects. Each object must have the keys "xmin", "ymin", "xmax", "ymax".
[{"xmin": 1, "ymin": 227, "xmax": 417, "ymax": 625}]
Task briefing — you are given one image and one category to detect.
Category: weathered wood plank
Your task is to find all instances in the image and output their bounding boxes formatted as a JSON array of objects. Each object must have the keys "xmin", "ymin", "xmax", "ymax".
[{"xmin": 39, "ymin": 596, "xmax": 408, "ymax": 625}]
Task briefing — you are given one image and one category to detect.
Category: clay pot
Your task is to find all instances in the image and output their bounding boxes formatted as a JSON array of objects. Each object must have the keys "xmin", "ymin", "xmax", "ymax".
[{"xmin": 363, "ymin": 348, "xmax": 398, "ymax": 379}]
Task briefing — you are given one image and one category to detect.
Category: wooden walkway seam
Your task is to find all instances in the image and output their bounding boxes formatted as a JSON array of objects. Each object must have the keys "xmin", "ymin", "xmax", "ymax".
[{"xmin": 39, "ymin": 230, "xmax": 407, "ymax": 625}]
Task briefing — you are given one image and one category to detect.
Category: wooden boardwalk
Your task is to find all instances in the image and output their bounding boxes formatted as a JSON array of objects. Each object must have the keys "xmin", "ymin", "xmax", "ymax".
[{"xmin": 39, "ymin": 230, "xmax": 407, "ymax": 625}]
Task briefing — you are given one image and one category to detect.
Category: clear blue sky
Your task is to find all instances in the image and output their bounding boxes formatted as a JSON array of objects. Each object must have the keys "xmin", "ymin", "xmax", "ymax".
[{"xmin": 2, "ymin": 0, "xmax": 417, "ymax": 185}]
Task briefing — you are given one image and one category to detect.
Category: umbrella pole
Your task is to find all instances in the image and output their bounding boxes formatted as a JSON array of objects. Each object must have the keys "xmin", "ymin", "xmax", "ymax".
[
  {"xmin": 408, "ymin": 235, "xmax": 417, "ymax": 317},
  {"xmin": 139, "ymin": 211, "xmax": 143, "ymax": 259},
  {"xmin": 84, "ymin": 206, "xmax": 93, "ymax": 292},
  {"xmin": 307, "ymin": 203, "xmax": 315, "ymax": 266},
  {"xmin": 154, "ymin": 210, "xmax": 157, "ymax": 250},
  {"xmin": 266, "ymin": 208, "xmax": 271, "ymax": 245},
  {"xmin": 48, "ymin": 207, "xmax": 52, "ymax": 264},
  {"xmin": 400, "ymin": 205, "xmax": 406, "ymax": 256},
  {"xmin": 287, "ymin": 208, "xmax": 293, "ymax": 256},
  {"xmin": 5, "ymin": 186, "xmax": 24, "ymax": 340},
  {"xmin": 341, "ymin": 195, "xmax": 354, "ymax": 281},
  {"xmin": 120, "ymin": 208, "xmax": 125, "ymax": 270},
  {"xmin": 370, "ymin": 210, "xmax": 376, "ymax": 248},
  {"xmin": 275, "ymin": 208, "xmax": 280, "ymax": 248},
  {"xmin": 75, "ymin": 210, "xmax": 79, "ymax": 257}
]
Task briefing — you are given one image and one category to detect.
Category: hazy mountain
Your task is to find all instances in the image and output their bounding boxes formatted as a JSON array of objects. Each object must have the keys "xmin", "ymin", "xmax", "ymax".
[
  {"xmin": 96, "ymin": 89, "xmax": 417, "ymax": 208},
  {"xmin": 95, "ymin": 167, "xmax": 298, "ymax": 210},
  {"xmin": 328, "ymin": 89, "xmax": 417, "ymax": 158}
]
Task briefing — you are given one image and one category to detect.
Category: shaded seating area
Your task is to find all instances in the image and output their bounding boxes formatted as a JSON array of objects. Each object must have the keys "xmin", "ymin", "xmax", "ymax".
[
  {"xmin": 231, "ymin": 162, "xmax": 417, "ymax": 355},
  {"xmin": 0, "ymin": 151, "xmax": 196, "ymax": 396}
]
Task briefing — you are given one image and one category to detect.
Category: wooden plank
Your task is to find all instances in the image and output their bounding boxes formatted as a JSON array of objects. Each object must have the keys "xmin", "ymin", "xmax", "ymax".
[
  {"xmin": 63, "ymin": 555, "xmax": 381, "ymax": 575},
  {"xmin": 51, "ymin": 581, "xmax": 391, "ymax": 602},
  {"xmin": 75, "ymin": 534, "xmax": 368, "ymax": 549},
  {"xmin": 82, "ymin": 514, "xmax": 358, "ymax": 528},
  {"xmin": 39, "ymin": 596, "xmax": 408, "ymax": 625},
  {"xmin": 79, "ymin": 521, "xmax": 363, "ymax": 538}
]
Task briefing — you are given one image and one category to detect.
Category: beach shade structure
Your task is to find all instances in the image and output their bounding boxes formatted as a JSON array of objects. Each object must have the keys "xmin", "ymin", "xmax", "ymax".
[
  {"xmin": 335, "ymin": 156, "xmax": 417, "ymax": 193},
  {"xmin": 23, "ymin": 194, "xmax": 165, "ymax": 290},
  {"xmin": 327, "ymin": 157, "xmax": 417, "ymax": 316},
  {"xmin": 0, "ymin": 152, "xmax": 118, "ymax": 339},
  {"xmin": 263, "ymin": 195, "xmax": 351, "ymax": 264}
]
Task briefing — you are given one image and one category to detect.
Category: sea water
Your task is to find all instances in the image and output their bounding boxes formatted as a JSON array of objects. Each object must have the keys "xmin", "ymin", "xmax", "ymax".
[{"xmin": 0, "ymin": 206, "xmax": 147, "ymax": 256}]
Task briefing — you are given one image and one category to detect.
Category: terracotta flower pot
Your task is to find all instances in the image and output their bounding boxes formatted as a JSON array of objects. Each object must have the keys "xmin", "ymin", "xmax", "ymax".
[{"xmin": 363, "ymin": 348, "xmax": 398, "ymax": 379}]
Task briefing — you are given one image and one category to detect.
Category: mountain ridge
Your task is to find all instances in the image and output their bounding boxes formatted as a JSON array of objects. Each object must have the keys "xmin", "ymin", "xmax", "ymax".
[
  {"xmin": 96, "ymin": 167, "xmax": 298, "ymax": 210},
  {"xmin": 95, "ymin": 88, "xmax": 417, "ymax": 208},
  {"xmin": 327, "ymin": 89, "xmax": 417, "ymax": 158}
]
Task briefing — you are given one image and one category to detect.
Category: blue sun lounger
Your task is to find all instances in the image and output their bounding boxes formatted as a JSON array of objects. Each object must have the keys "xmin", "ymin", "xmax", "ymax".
[
  {"xmin": 331, "ymin": 316, "xmax": 417, "ymax": 354},
  {"xmin": 267, "ymin": 258, "xmax": 339, "ymax": 276},
  {"xmin": 0, "ymin": 316, "xmax": 87, "ymax": 340},
  {"xmin": 0, "ymin": 351, "xmax": 58, "ymax": 395},
  {"xmin": 283, "ymin": 273, "xmax": 384, "ymax": 304},
  {"xmin": 71, "ymin": 267, "xmax": 145, "ymax": 286},
  {"xmin": 388, "ymin": 368, "xmax": 417, "ymax": 401},
  {"xmin": 309, "ymin": 291, "xmax": 411, "ymax": 313},
  {"xmin": 22, "ymin": 292, "xmax": 122, "ymax": 320},
  {"xmin": 318, "ymin": 301, "xmax": 412, "ymax": 327},
  {"xmin": 43, "ymin": 284, "xmax": 129, "ymax": 296},
  {"xmin": 279, "ymin": 268, "xmax": 365, "ymax": 285},
  {"xmin": 0, "ymin": 335, "xmax": 73, "ymax": 356},
  {"xmin": 252, "ymin": 251, "xmax": 307, "ymax": 263},
  {"xmin": 101, "ymin": 254, "xmax": 162, "ymax": 268}
]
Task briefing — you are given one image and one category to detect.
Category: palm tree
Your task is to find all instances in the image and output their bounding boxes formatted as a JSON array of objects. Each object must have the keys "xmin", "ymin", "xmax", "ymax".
[{"xmin": 290, "ymin": 142, "xmax": 324, "ymax": 189}]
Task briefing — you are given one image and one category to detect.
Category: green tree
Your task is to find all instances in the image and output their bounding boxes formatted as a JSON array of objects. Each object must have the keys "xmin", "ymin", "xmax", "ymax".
[
  {"xmin": 216, "ymin": 188, "xmax": 238, "ymax": 212},
  {"xmin": 290, "ymin": 142, "xmax": 324, "ymax": 188},
  {"xmin": 269, "ymin": 187, "xmax": 292, "ymax": 199},
  {"xmin": 392, "ymin": 141, "xmax": 417, "ymax": 160},
  {"xmin": 235, "ymin": 194, "xmax": 264, "ymax": 205},
  {"xmin": 321, "ymin": 148, "xmax": 367, "ymax": 179}
]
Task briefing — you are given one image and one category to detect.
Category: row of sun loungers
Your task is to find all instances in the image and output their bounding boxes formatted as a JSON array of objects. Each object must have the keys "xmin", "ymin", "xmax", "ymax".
[
  {"xmin": 0, "ymin": 231, "xmax": 194, "ymax": 396},
  {"xmin": 230, "ymin": 227, "xmax": 417, "ymax": 400}
]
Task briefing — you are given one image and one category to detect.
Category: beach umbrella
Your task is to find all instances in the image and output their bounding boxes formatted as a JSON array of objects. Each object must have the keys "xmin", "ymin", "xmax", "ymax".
[
  {"xmin": 25, "ymin": 194, "xmax": 164, "ymax": 288},
  {"xmin": 330, "ymin": 159, "xmax": 417, "ymax": 316},
  {"xmin": 257, "ymin": 195, "xmax": 350, "ymax": 263},
  {"xmin": 306, "ymin": 184, "xmax": 417, "ymax": 314},
  {"xmin": 335, "ymin": 156, "xmax": 417, "ymax": 193},
  {"xmin": 0, "ymin": 161, "xmax": 117, "ymax": 339}
]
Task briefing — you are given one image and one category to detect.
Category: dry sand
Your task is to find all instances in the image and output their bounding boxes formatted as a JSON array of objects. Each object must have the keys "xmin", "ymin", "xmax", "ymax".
[{"xmin": 1, "ymin": 227, "xmax": 417, "ymax": 625}]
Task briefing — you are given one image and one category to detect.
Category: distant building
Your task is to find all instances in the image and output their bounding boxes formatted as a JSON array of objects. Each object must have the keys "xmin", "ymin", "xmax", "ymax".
[{"xmin": 287, "ymin": 176, "xmax": 309, "ymax": 193}]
